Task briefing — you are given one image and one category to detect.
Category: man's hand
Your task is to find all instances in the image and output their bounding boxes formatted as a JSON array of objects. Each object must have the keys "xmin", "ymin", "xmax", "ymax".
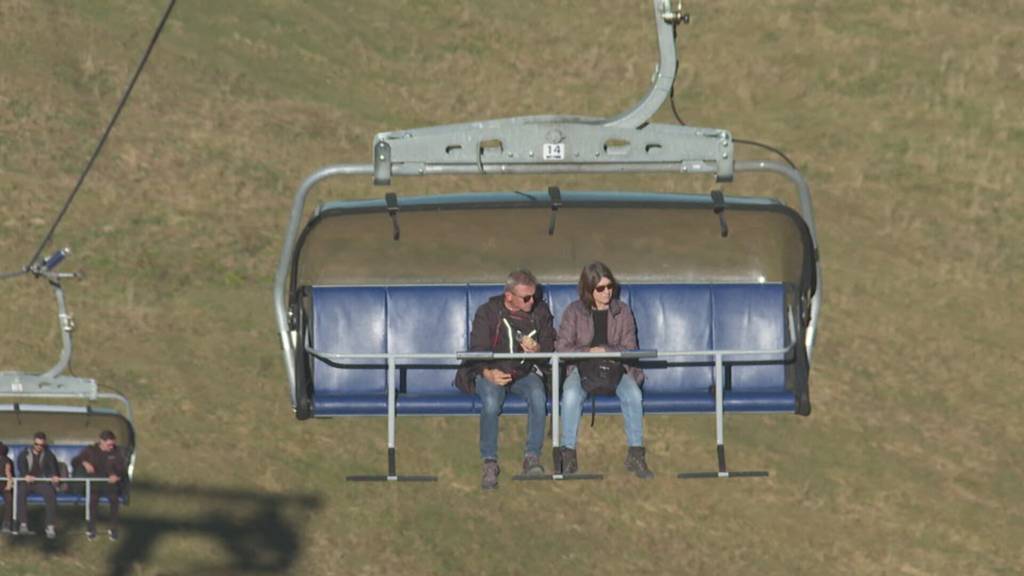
[
  {"xmin": 25, "ymin": 475, "xmax": 35, "ymax": 484},
  {"xmin": 108, "ymin": 474, "xmax": 120, "ymax": 484},
  {"xmin": 520, "ymin": 335, "xmax": 540, "ymax": 353},
  {"xmin": 82, "ymin": 461, "xmax": 96, "ymax": 474},
  {"xmin": 483, "ymin": 368, "xmax": 513, "ymax": 386},
  {"xmin": 50, "ymin": 475, "xmax": 60, "ymax": 485}
]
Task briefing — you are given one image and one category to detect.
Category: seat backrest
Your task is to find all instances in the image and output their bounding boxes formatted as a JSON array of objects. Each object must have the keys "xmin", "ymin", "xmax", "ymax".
[
  {"xmin": 711, "ymin": 283, "xmax": 786, "ymax": 391},
  {"xmin": 310, "ymin": 282, "xmax": 789, "ymax": 401},
  {"xmin": 630, "ymin": 284, "xmax": 714, "ymax": 393},
  {"xmin": 312, "ymin": 286, "xmax": 388, "ymax": 396},
  {"xmin": 387, "ymin": 286, "xmax": 468, "ymax": 393}
]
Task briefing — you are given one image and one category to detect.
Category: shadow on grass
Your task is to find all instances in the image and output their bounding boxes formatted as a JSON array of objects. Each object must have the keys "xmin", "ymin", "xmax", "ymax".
[
  {"xmin": 106, "ymin": 480, "xmax": 322, "ymax": 576},
  {"xmin": 5, "ymin": 479, "xmax": 323, "ymax": 575}
]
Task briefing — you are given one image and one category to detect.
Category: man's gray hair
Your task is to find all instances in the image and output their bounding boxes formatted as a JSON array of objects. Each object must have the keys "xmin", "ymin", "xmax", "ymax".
[{"xmin": 504, "ymin": 269, "xmax": 538, "ymax": 292}]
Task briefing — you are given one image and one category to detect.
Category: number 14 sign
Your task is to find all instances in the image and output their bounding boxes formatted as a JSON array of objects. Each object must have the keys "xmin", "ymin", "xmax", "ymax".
[{"xmin": 542, "ymin": 143, "xmax": 565, "ymax": 160}]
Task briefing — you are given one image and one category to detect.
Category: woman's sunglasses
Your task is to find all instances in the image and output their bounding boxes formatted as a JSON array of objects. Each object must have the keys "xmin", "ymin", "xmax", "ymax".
[{"xmin": 594, "ymin": 283, "xmax": 615, "ymax": 293}]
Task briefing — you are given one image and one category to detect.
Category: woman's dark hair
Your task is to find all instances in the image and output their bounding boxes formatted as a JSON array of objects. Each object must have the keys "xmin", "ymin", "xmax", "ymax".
[
  {"xmin": 0, "ymin": 442, "xmax": 7, "ymax": 458},
  {"xmin": 578, "ymin": 261, "xmax": 618, "ymax": 309}
]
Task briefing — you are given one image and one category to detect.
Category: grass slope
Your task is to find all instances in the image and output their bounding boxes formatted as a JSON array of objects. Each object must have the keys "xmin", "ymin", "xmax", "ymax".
[{"xmin": 1, "ymin": 1, "xmax": 1021, "ymax": 574}]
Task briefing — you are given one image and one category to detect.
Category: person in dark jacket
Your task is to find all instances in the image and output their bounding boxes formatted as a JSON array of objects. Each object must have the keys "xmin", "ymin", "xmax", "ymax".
[
  {"xmin": 1, "ymin": 442, "xmax": 14, "ymax": 533},
  {"xmin": 455, "ymin": 269, "xmax": 556, "ymax": 489},
  {"xmin": 72, "ymin": 429, "xmax": 126, "ymax": 541},
  {"xmin": 16, "ymin": 431, "xmax": 61, "ymax": 538},
  {"xmin": 555, "ymin": 261, "xmax": 653, "ymax": 478}
]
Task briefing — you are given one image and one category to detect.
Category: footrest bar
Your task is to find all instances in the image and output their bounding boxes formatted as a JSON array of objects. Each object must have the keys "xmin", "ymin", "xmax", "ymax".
[
  {"xmin": 677, "ymin": 470, "xmax": 768, "ymax": 479},
  {"xmin": 346, "ymin": 474, "xmax": 438, "ymax": 482},
  {"xmin": 512, "ymin": 473, "xmax": 603, "ymax": 481}
]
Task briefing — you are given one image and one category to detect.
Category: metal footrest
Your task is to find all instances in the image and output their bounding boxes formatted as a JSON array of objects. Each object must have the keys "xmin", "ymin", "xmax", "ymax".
[
  {"xmin": 346, "ymin": 448, "xmax": 437, "ymax": 482},
  {"xmin": 678, "ymin": 470, "xmax": 768, "ymax": 479},
  {"xmin": 346, "ymin": 474, "xmax": 437, "ymax": 482},
  {"xmin": 512, "ymin": 473, "xmax": 603, "ymax": 481},
  {"xmin": 678, "ymin": 444, "xmax": 768, "ymax": 479}
]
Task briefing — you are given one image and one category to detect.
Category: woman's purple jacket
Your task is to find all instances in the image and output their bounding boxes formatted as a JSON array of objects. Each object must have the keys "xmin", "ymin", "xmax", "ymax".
[{"xmin": 555, "ymin": 299, "xmax": 645, "ymax": 385}]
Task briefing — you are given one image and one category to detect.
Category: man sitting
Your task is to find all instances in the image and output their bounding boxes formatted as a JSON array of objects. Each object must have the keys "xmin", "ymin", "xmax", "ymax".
[
  {"xmin": 15, "ymin": 431, "xmax": 61, "ymax": 539},
  {"xmin": 1, "ymin": 442, "xmax": 14, "ymax": 534},
  {"xmin": 455, "ymin": 269, "xmax": 556, "ymax": 490},
  {"xmin": 72, "ymin": 430, "xmax": 126, "ymax": 541}
]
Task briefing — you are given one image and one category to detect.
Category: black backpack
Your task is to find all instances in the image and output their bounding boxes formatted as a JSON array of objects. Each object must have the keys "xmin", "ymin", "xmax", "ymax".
[
  {"xmin": 577, "ymin": 359, "xmax": 625, "ymax": 427},
  {"xmin": 578, "ymin": 359, "xmax": 624, "ymax": 396}
]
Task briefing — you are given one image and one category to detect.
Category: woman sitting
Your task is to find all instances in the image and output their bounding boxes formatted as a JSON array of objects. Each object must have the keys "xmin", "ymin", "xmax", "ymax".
[{"xmin": 555, "ymin": 261, "xmax": 653, "ymax": 478}]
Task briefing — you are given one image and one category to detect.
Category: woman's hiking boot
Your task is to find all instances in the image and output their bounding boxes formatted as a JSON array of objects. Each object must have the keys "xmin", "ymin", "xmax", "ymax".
[
  {"xmin": 481, "ymin": 459, "xmax": 500, "ymax": 490},
  {"xmin": 559, "ymin": 447, "xmax": 578, "ymax": 475},
  {"xmin": 625, "ymin": 446, "xmax": 655, "ymax": 479}
]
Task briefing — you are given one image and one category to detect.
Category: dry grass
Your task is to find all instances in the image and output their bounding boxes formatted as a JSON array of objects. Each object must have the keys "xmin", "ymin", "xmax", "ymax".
[{"xmin": 1, "ymin": 0, "xmax": 1022, "ymax": 574}]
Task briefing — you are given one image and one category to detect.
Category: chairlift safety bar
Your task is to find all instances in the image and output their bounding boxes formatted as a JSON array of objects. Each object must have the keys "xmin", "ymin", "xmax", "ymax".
[
  {"xmin": 11, "ymin": 476, "xmax": 125, "ymax": 526},
  {"xmin": 303, "ymin": 340, "xmax": 797, "ymax": 481}
]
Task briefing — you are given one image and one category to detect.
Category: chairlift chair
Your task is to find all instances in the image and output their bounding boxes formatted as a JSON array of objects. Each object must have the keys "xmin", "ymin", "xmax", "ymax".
[
  {"xmin": 0, "ymin": 249, "xmax": 136, "ymax": 521},
  {"xmin": 274, "ymin": 0, "xmax": 821, "ymax": 481}
]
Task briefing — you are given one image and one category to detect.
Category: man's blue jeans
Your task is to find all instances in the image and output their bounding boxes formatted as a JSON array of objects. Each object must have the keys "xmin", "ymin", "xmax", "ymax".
[
  {"xmin": 476, "ymin": 372, "xmax": 547, "ymax": 461},
  {"xmin": 560, "ymin": 370, "xmax": 644, "ymax": 448}
]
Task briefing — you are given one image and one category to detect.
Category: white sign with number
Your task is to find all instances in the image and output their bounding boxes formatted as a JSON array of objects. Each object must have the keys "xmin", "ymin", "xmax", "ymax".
[{"xmin": 542, "ymin": 143, "xmax": 565, "ymax": 160}]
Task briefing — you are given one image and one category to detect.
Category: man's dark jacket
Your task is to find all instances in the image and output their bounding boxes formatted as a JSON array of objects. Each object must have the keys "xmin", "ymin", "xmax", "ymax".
[
  {"xmin": 16, "ymin": 447, "xmax": 60, "ymax": 477},
  {"xmin": 72, "ymin": 444, "xmax": 126, "ymax": 479},
  {"xmin": 454, "ymin": 294, "xmax": 556, "ymax": 394}
]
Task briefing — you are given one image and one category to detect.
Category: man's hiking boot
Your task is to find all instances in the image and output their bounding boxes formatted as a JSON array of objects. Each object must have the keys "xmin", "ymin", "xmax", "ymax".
[
  {"xmin": 481, "ymin": 459, "xmax": 500, "ymax": 490},
  {"xmin": 559, "ymin": 447, "xmax": 578, "ymax": 475},
  {"xmin": 17, "ymin": 523, "xmax": 34, "ymax": 536},
  {"xmin": 522, "ymin": 453, "xmax": 545, "ymax": 476},
  {"xmin": 108, "ymin": 529, "xmax": 119, "ymax": 542},
  {"xmin": 625, "ymin": 446, "xmax": 655, "ymax": 479},
  {"xmin": 45, "ymin": 525, "xmax": 56, "ymax": 540},
  {"xmin": 86, "ymin": 529, "xmax": 96, "ymax": 541}
]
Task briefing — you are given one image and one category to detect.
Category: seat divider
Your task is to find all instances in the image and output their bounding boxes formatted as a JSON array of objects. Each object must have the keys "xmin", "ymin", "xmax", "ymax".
[
  {"xmin": 346, "ymin": 356, "xmax": 437, "ymax": 482},
  {"xmin": 514, "ymin": 354, "xmax": 603, "ymax": 482},
  {"xmin": 679, "ymin": 353, "xmax": 769, "ymax": 480}
]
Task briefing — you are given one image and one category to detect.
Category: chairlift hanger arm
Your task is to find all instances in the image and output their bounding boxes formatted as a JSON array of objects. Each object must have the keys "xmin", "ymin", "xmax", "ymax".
[
  {"xmin": 370, "ymin": 1, "xmax": 727, "ymax": 185},
  {"xmin": 604, "ymin": 0, "xmax": 689, "ymax": 129}
]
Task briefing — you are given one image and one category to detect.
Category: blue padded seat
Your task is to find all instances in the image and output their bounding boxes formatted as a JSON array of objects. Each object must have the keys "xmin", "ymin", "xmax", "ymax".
[
  {"xmin": 631, "ymin": 284, "xmax": 714, "ymax": 396},
  {"xmin": 308, "ymin": 282, "xmax": 797, "ymax": 416},
  {"xmin": 710, "ymin": 283, "xmax": 794, "ymax": 412},
  {"xmin": 542, "ymin": 284, "xmax": 580, "ymax": 328},
  {"xmin": 312, "ymin": 286, "xmax": 387, "ymax": 416},
  {"xmin": 712, "ymin": 284, "xmax": 786, "ymax": 391},
  {"xmin": 388, "ymin": 286, "xmax": 474, "ymax": 415},
  {"xmin": 11, "ymin": 444, "xmax": 127, "ymax": 505}
]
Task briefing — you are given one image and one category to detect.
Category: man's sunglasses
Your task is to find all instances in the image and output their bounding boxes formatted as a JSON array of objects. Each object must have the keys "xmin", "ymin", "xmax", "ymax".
[
  {"xmin": 519, "ymin": 293, "xmax": 535, "ymax": 303},
  {"xmin": 594, "ymin": 283, "xmax": 615, "ymax": 293}
]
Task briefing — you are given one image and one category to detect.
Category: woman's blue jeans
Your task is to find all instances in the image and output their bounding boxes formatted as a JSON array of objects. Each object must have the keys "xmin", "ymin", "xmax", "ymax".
[
  {"xmin": 560, "ymin": 370, "xmax": 644, "ymax": 448},
  {"xmin": 475, "ymin": 372, "xmax": 547, "ymax": 461}
]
